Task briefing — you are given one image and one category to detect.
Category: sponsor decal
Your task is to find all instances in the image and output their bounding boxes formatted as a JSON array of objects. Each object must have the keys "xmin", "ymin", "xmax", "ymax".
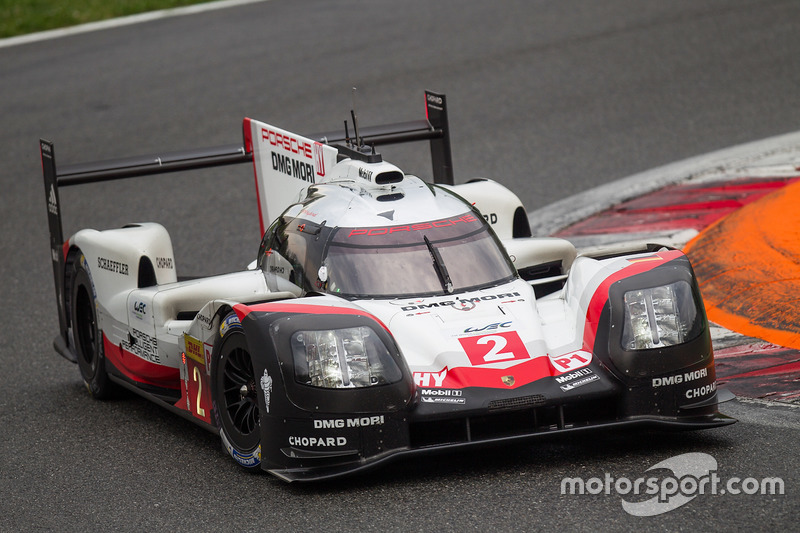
[
  {"xmin": 426, "ymin": 93, "xmax": 444, "ymax": 108},
  {"xmin": 220, "ymin": 314, "xmax": 240, "ymax": 337},
  {"xmin": 482, "ymin": 213, "xmax": 498, "ymax": 224},
  {"xmin": 221, "ymin": 429, "xmax": 261, "ymax": 467},
  {"xmin": 421, "ymin": 394, "xmax": 466, "ymax": 405},
  {"xmin": 358, "ymin": 167, "xmax": 373, "ymax": 181},
  {"xmin": 289, "ymin": 436, "xmax": 347, "ymax": 447},
  {"xmin": 260, "ymin": 126, "xmax": 313, "ymax": 159},
  {"xmin": 559, "ymin": 374, "xmax": 599, "ymax": 392},
  {"xmin": 652, "ymin": 367, "xmax": 708, "ymax": 388},
  {"xmin": 401, "ymin": 291, "xmax": 522, "ymax": 312},
  {"xmin": 271, "ymin": 151, "xmax": 315, "ymax": 183},
  {"xmin": 183, "ymin": 334, "xmax": 204, "ymax": 365},
  {"xmin": 132, "ymin": 300, "xmax": 147, "ymax": 320},
  {"xmin": 550, "ymin": 351, "xmax": 592, "ymax": 372},
  {"xmin": 97, "ymin": 256, "xmax": 129, "ymax": 276},
  {"xmin": 555, "ymin": 367, "xmax": 593, "ymax": 384},
  {"xmin": 421, "ymin": 389, "xmax": 462, "ymax": 397},
  {"xmin": 122, "ymin": 328, "xmax": 159, "ymax": 364},
  {"xmin": 155, "ymin": 256, "xmax": 173, "ymax": 269},
  {"xmin": 348, "ymin": 214, "xmax": 478, "ymax": 238},
  {"xmin": 413, "ymin": 368, "xmax": 448, "ymax": 387},
  {"xmin": 464, "ymin": 321, "xmax": 512, "ymax": 333},
  {"xmin": 260, "ymin": 369, "xmax": 273, "ymax": 414},
  {"xmin": 313, "ymin": 416, "xmax": 385, "ymax": 429},
  {"xmin": 685, "ymin": 381, "xmax": 716, "ymax": 399},
  {"xmin": 196, "ymin": 312, "xmax": 213, "ymax": 329},
  {"xmin": 47, "ymin": 184, "xmax": 58, "ymax": 215},
  {"xmin": 459, "ymin": 331, "xmax": 530, "ymax": 366}
]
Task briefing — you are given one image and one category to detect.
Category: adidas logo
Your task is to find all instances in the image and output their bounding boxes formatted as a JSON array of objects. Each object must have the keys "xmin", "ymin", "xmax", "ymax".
[{"xmin": 48, "ymin": 184, "xmax": 58, "ymax": 215}]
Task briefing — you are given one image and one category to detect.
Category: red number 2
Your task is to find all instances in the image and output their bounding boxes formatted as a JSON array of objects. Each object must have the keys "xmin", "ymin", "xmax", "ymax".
[{"xmin": 459, "ymin": 332, "xmax": 530, "ymax": 366}]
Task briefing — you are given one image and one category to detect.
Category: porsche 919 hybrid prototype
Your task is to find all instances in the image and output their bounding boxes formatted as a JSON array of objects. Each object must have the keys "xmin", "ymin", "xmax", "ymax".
[{"xmin": 40, "ymin": 91, "xmax": 734, "ymax": 481}]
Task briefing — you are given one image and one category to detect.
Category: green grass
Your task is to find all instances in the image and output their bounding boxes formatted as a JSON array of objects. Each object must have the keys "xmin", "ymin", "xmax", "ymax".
[{"xmin": 0, "ymin": 0, "xmax": 216, "ymax": 39}]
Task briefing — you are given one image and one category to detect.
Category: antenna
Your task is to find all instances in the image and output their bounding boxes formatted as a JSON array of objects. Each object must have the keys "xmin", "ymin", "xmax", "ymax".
[{"xmin": 351, "ymin": 87, "xmax": 362, "ymax": 148}]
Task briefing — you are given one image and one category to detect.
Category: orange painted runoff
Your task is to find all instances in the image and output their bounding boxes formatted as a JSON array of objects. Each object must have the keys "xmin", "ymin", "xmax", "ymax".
[{"xmin": 684, "ymin": 179, "xmax": 800, "ymax": 349}]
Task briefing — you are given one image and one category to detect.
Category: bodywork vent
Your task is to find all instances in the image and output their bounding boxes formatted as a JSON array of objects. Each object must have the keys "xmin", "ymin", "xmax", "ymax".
[{"xmin": 488, "ymin": 394, "xmax": 547, "ymax": 410}]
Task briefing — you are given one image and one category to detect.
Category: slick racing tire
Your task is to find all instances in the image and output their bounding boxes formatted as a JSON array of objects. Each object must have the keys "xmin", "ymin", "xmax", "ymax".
[
  {"xmin": 212, "ymin": 313, "xmax": 262, "ymax": 471},
  {"xmin": 71, "ymin": 256, "xmax": 113, "ymax": 399}
]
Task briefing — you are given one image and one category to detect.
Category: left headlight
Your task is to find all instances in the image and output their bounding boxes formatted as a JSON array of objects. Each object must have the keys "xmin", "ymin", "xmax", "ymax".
[
  {"xmin": 291, "ymin": 326, "xmax": 402, "ymax": 388},
  {"xmin": 621, "ymin": 280, "xmax": 698, "ymax": 350}
]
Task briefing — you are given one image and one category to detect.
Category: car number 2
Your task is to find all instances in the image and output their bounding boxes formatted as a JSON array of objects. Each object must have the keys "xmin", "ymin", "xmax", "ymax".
[
  {"xmin": 184, "ymin": 357, "xmax": 211, "ymax": 424},
  {"xmin": 193, "ymin": 366, "xmax": 206, "ymax": 417},
  {"xmin": 459, "ymin": 331, "xmax": 530, "ymax": 366}
]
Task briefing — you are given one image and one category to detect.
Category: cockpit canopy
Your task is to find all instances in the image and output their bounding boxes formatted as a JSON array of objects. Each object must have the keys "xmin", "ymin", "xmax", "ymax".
[{"xmin": 257, "ymin": 178, "xmax": 516, "ymax": 299}]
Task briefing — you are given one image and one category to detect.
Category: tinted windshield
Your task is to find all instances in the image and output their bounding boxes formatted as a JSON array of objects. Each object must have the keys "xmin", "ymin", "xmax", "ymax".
[{"xmin": 324, "ymin": 213, "xmax": 515, "ymax": 298}]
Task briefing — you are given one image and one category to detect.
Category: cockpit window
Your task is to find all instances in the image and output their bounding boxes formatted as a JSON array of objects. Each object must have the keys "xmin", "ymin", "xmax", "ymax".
[
  {"xmin": 324, "ymin": 213, "xmax": 515, "ymax": 298},
  {"xmin": 259, "ymin": 211, "xmax": 516, "ymax": 299}
]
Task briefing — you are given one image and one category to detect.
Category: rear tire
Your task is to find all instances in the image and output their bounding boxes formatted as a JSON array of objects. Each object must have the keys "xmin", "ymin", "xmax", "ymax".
[
  {"xmin": 212, "ymin": 313, "xmax": 262, "ymax": 470},
  {"xmin": 71, "ymin": 257, "xmax": 113, "ymax": 399}
]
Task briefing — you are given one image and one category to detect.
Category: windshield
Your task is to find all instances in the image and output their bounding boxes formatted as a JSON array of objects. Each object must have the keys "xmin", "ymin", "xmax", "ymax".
[{"xmin": 323, "ymin": 213, "xmax": 515, "ymax": 298}]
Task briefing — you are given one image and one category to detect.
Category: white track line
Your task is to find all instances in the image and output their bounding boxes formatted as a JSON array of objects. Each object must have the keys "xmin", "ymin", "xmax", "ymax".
[{"xmin": 0, "ymin": 0, "xmax": 270, "ymax": 49}]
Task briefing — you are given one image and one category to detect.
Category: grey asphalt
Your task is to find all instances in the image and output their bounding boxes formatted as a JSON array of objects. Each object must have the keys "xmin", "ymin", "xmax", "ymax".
[{"xmin": 2, "ymin": 0, "xmax": 799, "ymax": 530}]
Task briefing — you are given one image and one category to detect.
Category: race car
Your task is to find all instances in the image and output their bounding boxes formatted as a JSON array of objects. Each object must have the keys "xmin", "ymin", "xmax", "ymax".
[{"xmin": 40, "ymin": 90, "xmax": 734, "ymax": 482}]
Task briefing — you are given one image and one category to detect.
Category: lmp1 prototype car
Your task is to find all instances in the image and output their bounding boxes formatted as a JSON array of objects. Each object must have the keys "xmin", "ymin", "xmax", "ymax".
[{"xmin": 40, "ymin": 91, "xmax": 734, "ymax": 482}]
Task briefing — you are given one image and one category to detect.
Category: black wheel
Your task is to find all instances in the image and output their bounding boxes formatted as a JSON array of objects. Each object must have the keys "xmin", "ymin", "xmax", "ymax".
[
  {"xmin": 212, "ymin": 313, "xmax": 262, "ymax": 470},
  {"xmin": 71, "ymin": 256, "xmax": 113, "ymax": 399}
]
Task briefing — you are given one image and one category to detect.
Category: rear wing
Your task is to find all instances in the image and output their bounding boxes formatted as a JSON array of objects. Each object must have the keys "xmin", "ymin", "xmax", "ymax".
[{"xmin": 39, "ymin": 90, "xmax": 453, "ymax": 345}]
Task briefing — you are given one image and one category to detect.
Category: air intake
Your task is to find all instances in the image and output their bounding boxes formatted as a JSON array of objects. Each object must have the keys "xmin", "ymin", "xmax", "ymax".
[{"xmin": 375, "ymin": 171, "xmax": 403, "ymax": 185}]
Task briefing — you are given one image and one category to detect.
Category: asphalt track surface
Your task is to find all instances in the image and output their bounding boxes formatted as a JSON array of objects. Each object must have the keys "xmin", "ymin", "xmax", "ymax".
[{"xmin": 2, "ymin": 0, "xmax": 800, "ymax": 530}]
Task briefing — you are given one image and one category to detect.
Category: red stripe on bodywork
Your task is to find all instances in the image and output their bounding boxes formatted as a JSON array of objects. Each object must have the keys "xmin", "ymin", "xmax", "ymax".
[
  {"xmin": 441, "ymin": 356, "xmax": 555, "ymax": 389},
  {"xmin": 103, "ymin": 333, "xmax": 180, "ymax": 389},
  {"xmin": 582, "ymin": 250, "xmax": 684, "ymax": 353},
  {"xmin": 243, "ymin": 118, "xmax": 266, "ymax": 236}
]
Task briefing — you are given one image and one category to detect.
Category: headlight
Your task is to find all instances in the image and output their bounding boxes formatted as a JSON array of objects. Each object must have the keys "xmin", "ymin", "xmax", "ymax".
[
  {"xmin": 621, "ymin": 281, "xmax": 697, "ymax": 350},
  {"xmin": 291, "ymin": 326, "xmax": 401, "ymax": 388}
]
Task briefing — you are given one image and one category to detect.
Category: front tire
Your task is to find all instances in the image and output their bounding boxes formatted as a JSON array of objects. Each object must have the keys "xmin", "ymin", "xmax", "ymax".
[
  {"xmin": 71, "ymin": 256, "xmax": 113, "ymax": 399},
  {"xmin": 212, "ymin": 313, "xmax": 262, "ymax": 470}
]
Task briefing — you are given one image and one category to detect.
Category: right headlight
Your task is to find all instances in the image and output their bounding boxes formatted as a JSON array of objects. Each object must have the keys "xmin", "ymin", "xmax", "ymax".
[
  {"xmin": 621, "ymin": 280, "xmax": 698, "ymax": 350},
  {"xmin": 291, "ymin": 326, "xmax": 402, "ymax": 388}
]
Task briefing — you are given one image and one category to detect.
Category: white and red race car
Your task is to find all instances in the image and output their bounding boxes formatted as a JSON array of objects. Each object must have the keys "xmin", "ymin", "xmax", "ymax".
[{"xmin": 40, "ymin": 91, "xmax": 733, "ymax": 481}]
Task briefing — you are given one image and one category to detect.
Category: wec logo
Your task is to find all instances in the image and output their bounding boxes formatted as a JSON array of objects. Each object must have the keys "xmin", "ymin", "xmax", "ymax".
[{"xmin": 464, "ymin": 321, "xmax": 511, "ymax": 333}]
